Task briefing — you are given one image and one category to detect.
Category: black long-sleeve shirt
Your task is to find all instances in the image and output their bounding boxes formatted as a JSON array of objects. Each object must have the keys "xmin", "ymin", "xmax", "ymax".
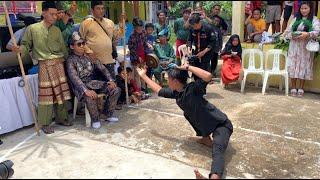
[
  {"xmin": 158, "ymin": 79, "xmax": 231, "ymax": 137},
  {"xmin": 187, "ymin": 23, "xmax": 219, "ymax": 62}
]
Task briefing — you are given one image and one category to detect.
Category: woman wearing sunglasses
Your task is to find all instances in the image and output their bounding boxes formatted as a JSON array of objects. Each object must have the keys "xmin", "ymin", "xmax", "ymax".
[{"xmin": 66, "ymin": 32, "xmax": 121, "ymax": 129}]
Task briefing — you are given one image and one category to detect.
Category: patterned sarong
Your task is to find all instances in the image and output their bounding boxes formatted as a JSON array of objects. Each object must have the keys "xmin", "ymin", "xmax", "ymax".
[{"xmin": 38, "ymin": 58, "xmax": 71, "ymax": 105}]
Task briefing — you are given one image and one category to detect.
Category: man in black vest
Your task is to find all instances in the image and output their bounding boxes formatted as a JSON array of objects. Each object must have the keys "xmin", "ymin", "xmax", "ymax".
[{"xmin": 187, "ymin": 13, "xmax": 218, "ymax": 95}]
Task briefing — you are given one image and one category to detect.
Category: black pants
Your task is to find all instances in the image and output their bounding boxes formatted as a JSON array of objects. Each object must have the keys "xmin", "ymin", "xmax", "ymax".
[
  {"xmin": 210, "ymin": 119, "xmax": 233, "ymax": 177},
  {"xmin": 210, "ymin": 52, "xmax": 219, "ymax": 76},
  {"xmin": 193, "ymin": 60, "xmax": 211, "ymax": 94}
]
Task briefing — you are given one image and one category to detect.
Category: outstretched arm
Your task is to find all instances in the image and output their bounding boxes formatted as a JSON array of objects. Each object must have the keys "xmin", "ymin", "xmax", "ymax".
[{"xmin": 136, "ymin": 67, "xmax": 162, "ymax": 94}]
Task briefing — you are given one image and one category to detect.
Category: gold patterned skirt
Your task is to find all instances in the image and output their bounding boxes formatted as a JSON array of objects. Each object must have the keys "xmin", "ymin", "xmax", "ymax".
[{"xmin": 38, "ymin": 58, "xmax": 71, "ymax": 105}]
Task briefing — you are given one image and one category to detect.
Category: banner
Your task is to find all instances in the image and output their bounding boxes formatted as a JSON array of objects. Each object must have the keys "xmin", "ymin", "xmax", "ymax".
[{"xmin": 0, "ymin": 1, "xmax": 37, "ymax": 14}]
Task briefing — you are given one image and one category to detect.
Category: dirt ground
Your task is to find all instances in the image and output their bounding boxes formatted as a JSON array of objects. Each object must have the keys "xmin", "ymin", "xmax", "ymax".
[{"xmin": 1, "ymin": 80, "xmax": 320, "ymax": 179}]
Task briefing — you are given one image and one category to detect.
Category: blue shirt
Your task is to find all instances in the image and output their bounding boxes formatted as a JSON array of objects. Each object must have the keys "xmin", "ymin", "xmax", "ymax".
[
  {"xmin": 117, "ymin": 22, "xmax": 134, "ymax": 46},
  {"xmin": 146, "ymin": 34, "xmax": 156, "ymax": 45}
]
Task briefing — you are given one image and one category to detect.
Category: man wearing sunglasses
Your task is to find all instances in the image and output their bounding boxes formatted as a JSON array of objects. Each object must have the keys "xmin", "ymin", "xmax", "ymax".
[{"xmin": 66, "ymin": 31, "xmax": 121, "ymax": 129}]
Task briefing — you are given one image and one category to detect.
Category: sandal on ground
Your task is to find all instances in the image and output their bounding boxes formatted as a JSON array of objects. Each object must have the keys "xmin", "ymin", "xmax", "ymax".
[
  {"xmin": 297, "ymin": 89, "xmax": 304, "ymax": 97},
  {"xmin": 41, "ymin": 126, "xmax": 54, "ymax": 134},
  {"xmin": 290, "ymin": 89, "xmax": 297, "ymax": 97}
]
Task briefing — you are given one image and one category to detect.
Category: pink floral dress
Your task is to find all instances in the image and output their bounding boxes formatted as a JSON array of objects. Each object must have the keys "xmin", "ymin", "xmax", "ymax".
[{"xmin": 285, "ymin": 16, "xmax": 320, "ymax": 80}]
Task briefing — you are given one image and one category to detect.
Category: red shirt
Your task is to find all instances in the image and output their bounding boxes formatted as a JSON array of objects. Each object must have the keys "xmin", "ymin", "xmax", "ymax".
[
  {"xmin": 130, "ymin": 79, "xmax": 141, "ymax": 93},
  {"xmin": 137, "ymin": 39, "xmax": 145, "ymax": 62}
]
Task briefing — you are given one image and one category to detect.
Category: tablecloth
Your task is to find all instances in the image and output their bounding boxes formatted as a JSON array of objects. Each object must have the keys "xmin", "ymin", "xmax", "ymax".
[{"xmin": 0, "ymin": 74, "xmax": 38, "ymax": 135}]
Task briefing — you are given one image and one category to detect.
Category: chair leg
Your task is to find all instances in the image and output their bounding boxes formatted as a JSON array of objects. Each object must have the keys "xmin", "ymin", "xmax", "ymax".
[
  {"xmin": 284, "ymin": 74, "xmax": 289, "ymax": 96},
  {"xmin": 279, "ymin": 76, "xmax": 283, "ymax": 91},
  {"xmin": 85, "ymin": 104, "xmax": 91, "ymax": 128},
  {"xmin": 73, "ymin": 97, "xmax": 78, "ymax": 120},
  {"xmin": 262, "ymin": 73, "xmax": 269, "ymax": 95},
  {"xmin": 241, "ymin": 72, "xmax": 247, "ymax": 93},
  {"xmin": 255, "ymin": 75, "xmax": 259, "ymax": 88}
]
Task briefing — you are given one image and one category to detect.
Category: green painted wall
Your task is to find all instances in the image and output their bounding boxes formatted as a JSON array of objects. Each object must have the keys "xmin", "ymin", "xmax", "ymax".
[{"xmin": 105, "ymin": 1, "xmax": 146, "ymax": 24}]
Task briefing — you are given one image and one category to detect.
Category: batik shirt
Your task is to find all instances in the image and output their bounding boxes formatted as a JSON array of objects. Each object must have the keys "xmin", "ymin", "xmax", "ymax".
[{"xmin": 66, "ymin": 54, "xmax": 114, "ymax": 100}]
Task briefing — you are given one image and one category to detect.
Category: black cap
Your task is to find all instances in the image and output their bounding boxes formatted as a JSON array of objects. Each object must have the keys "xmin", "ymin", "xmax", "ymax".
[
  {"xmin": 55, "ymin": 1, "xmax": 64, "ymax": 11},
  {"xmin": 42, "ymin": 1, "xmax": 57, "ymax": 11}
]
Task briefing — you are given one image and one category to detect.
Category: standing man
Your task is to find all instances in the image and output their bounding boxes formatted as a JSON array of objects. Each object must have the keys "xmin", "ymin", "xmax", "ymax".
[
  {"xmin": 79, "ymin": 1, "xmax": 118, "ymax": 79},
  {"xmin": 282, "ymin": 1, "xmax": 294, "ymax": 32},
  {"xmin": 153, "ymin": 10, "xmax": 171, "ymax": 42},
  {"xmin": 55, "ymin": 1, "xmax": 76, "ymax": 46},
  {"xmin": 12, "ymin": 1, "xmax": 72, "ymax": 134},
  {"xmin": 265, "ymin": 1, "xmax": 282, "ymax": 34},
  {"xmin": 205, "ymin": 4, "xmax": 228, "ymax": 35},
  {"xmin": 187, "ymin": 13, "xmax": 217, "ymax": 95},
  {"xmin": 204, "ymin": 5, "xmax": 224, "ymax": 80},
  {"xmin": 173, "ymin": 8, "xmax": 191, "ymax": 66}
]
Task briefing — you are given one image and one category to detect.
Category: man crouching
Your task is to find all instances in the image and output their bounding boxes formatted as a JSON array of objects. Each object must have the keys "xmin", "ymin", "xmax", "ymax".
[{"xmin": 136, "ymin": 63, "xmax": 233, "ymax": 179}]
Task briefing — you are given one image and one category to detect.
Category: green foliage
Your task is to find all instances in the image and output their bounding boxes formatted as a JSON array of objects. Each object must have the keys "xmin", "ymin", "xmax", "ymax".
[
  {"xmin": 168, "ymin": 1, "xmax": 232, "ymax": 21},
  {"xmin": 202, "ymin": 1, "xmax": 232, "ymax": 21},
  {"xmin": 274, "ymin": 38, "xmax": 289, "ymax": 52},
  {"xmin": 168, "ymin": 1, "xmax": 192, "ymax": 18},
  {"xmin": 58, "ymin": 1, "xmax": 91, "ymax": 24}
]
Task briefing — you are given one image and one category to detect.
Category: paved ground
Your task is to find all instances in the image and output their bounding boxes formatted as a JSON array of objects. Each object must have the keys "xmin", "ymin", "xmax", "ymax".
[{"xmin": 1, "ymin": 80, "xmax": 320, "ymax": 179}]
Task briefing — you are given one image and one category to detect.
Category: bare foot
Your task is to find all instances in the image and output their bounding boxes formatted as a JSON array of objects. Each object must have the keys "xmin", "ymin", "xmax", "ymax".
[
  {"xmin": 194, "ymin": 169, "xmax": 208, "ymax": 179},
  {"xmin": 189, "ymin": 136, "xmax": 213, "ymax": 148},
  {"xmin": 209, "ymin": 174, "xmax": 220, "ymax": 179}
]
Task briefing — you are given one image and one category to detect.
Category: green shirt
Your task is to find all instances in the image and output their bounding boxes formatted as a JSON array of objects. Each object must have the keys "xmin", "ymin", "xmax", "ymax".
[
  {"xmin": 154, "ymin": 43, "xmax": 175, "ymax": 63},
  {"xmin": 55, "ymin": 19, "xmax": 74, "ymax": 45},
  {"xmin": 173, "ymin": 18, "xmax": 189, "ymax": 41},
  {"xmin": 21, "ymin": 21, "xmax": 68, "ymax": 61},
  {"xmin": 153, "ymin": 23, "xmax": 171, "ymax": 41}
]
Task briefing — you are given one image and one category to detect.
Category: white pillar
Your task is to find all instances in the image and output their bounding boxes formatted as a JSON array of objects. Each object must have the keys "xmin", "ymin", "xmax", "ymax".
[
  {"xmin": 232, "ymin": 1, "xmax": 245, "ymax": 41},
  {"xmin": 147, "ymin": 1, "xmax": 153, "ymax": 23}
]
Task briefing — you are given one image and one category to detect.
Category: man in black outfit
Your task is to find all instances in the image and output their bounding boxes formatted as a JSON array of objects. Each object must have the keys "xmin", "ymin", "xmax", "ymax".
[
  {"xmin": 187, "ymin": 13, "xmax": 218, "ymax": 94},
  {"xmin": 136, "ymin": 63, "xmax": 233, "ymax": 179}
]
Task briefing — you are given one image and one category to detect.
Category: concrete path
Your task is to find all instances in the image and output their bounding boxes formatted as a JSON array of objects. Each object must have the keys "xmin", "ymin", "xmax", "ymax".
[{"xmin": 1, "ymin": 82, "xmax": 320, "ymax": 179}]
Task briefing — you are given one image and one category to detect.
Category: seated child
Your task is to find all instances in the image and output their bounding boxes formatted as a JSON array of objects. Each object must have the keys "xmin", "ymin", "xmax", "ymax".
[
  {"xmin": 244, "ymin": 8, "xmax": 266, "ymax": 43},
  {"xmin": 116, "ymin": 66, "xmax": 149, "ymax": 104},
  {"xmin": 220, "ymin": 34, "xmax": 242, "ymax": 87}
]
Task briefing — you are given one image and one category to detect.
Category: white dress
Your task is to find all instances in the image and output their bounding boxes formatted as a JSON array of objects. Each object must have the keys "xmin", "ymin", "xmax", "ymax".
[{"xmin": 285, "ymin": 16, "xmax": 320, "ymax": 80}]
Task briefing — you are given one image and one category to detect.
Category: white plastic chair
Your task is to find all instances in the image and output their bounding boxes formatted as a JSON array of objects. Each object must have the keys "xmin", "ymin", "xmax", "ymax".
[
  {"xmin": 178, "ymin": 44, "xmax": 189, "ymax": 65},
  {"xmin": 262, "ymin": 49, "xmax": 288, "ymax": 96},
  {"xmin": 178, "ymin": 44, "xmax": 193, "ymax": 82},
  {"xmin": 241, "ymin": 49, "xmax": 265, "ymax": 93},
  {"xmin": 73, "ymin": 94, "xmax": 106, "ymax": 127}
]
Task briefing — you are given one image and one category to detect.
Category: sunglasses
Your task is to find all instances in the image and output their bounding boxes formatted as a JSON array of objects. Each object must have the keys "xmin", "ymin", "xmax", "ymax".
[{"xmin": 75, "ymin": 41, "xmax": 86, "ymax": 47}]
